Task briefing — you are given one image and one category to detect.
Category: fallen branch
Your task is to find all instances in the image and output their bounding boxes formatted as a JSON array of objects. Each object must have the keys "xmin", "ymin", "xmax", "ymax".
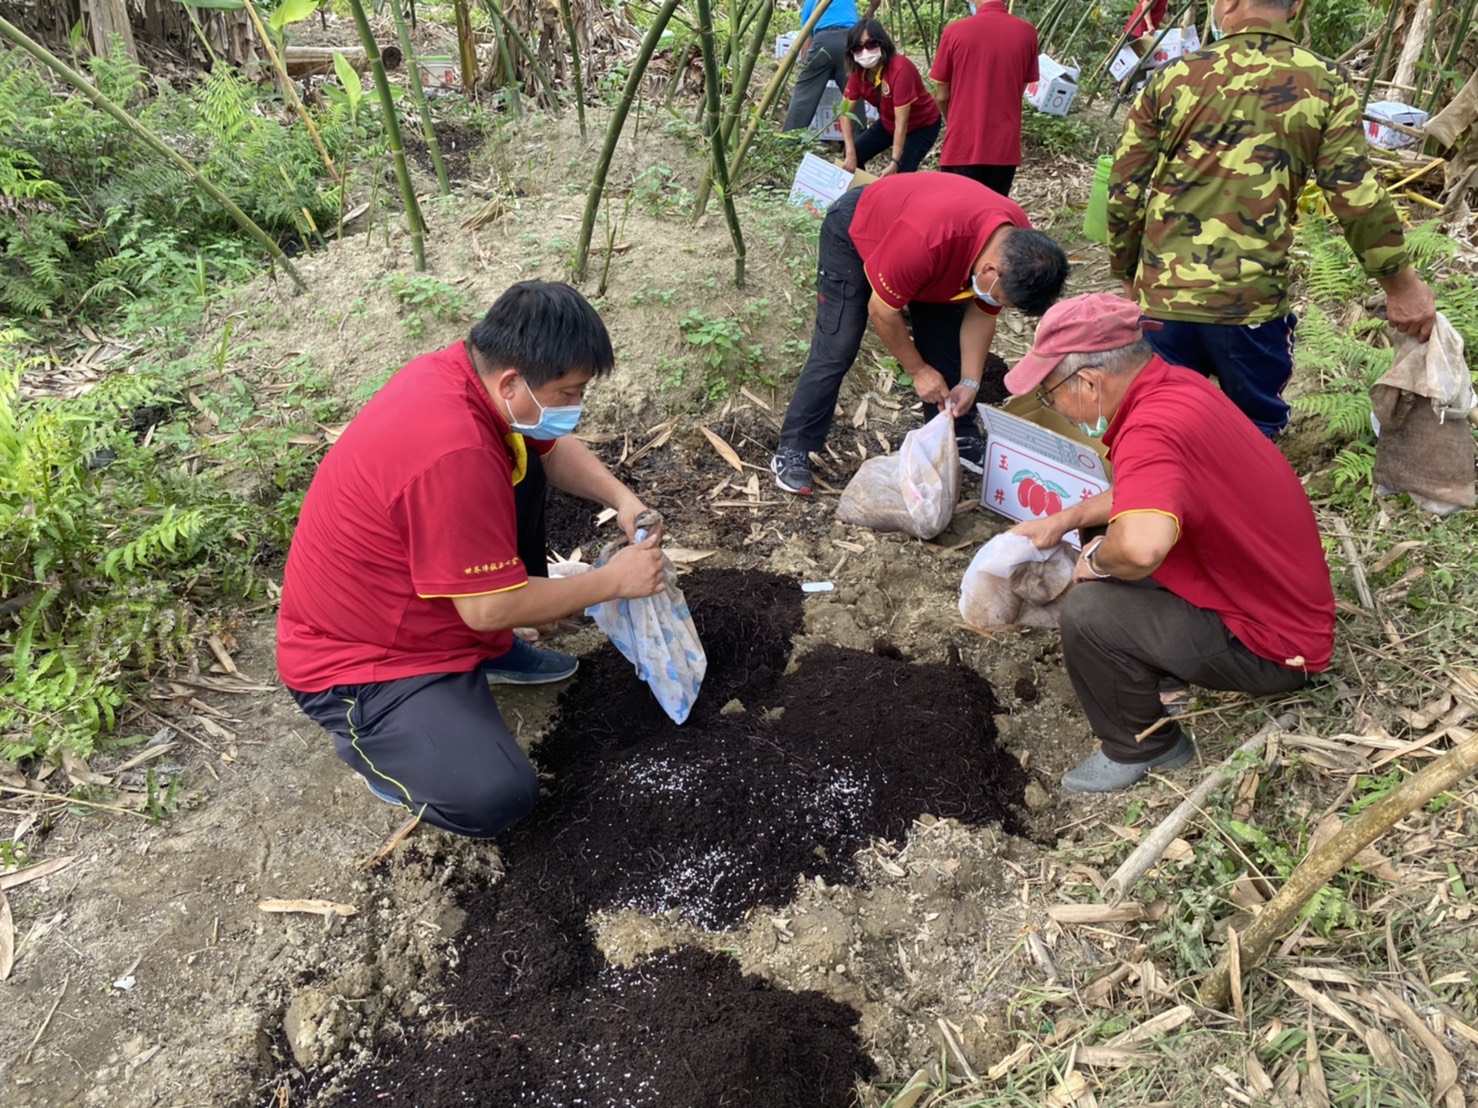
[
  {"xmin": 1105, "ymin": 712, "xmax": 1297, "ymax": 904},
  {"xmin": 1199, "ymin": 726, "xmax": 1478, "ymax": 1011}
]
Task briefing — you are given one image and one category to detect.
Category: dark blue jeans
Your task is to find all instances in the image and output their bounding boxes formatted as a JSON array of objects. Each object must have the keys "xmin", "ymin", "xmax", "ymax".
[{"xmin": 1143, "ymin": 315, "xmax": 1297, "ymax": 437}]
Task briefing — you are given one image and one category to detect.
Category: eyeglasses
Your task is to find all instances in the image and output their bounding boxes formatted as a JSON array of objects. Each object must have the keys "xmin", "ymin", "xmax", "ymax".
[{"xmin": 1035, "ymin": 364, "xmax": 1101, "ymax": 409}]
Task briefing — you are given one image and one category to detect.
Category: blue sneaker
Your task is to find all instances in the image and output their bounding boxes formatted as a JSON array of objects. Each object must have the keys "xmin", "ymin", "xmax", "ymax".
[{"xmin": 485, "ymin": 636, "xmax": 579, "ymax": 685}]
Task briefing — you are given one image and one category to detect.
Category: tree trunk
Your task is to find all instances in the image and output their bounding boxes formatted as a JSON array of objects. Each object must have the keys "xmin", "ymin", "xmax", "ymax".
[
  {"xmin": 1392, "ymin": 0, "xmax": 1433, "ymax": 97},
  {"xmin": 80, "ymin": 0, "xmax": 138, "ymax": 63}
]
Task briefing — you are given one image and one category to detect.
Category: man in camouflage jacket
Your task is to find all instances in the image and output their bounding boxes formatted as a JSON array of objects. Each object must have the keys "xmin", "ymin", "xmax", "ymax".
[{"xmin": 1107, "ymin": 0, "xmax": 1436, "ymax": 437}]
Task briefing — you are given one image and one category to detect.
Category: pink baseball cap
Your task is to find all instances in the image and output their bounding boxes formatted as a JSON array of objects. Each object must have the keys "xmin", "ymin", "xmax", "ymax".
[{"xmin": 1004, "ymin": 293, "xmax": 1152, "ymax": 396}]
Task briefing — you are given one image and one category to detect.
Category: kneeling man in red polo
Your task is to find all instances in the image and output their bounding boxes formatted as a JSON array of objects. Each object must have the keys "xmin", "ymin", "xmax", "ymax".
[
  {"xmin": 277, "ymin": 281, "xmax": 667, "ymax": 835},
  {"xmin": 1003, "ymin": 294, "xmax": 1335, "ymax": 792}
]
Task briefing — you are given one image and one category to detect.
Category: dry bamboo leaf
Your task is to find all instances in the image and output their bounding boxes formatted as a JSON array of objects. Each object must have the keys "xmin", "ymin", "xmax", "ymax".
[
  {"xmin": 0, "ymin": 856, "xmax": 78, "ymax": 891},
  {"xmin": 1044, "ymin": 1071, "xmax": 1089, "ymax": 1108},
  {"xmin": 739, "ymin": 386, "xmax": 772, "ymax": 411},
  {"xmin": 1075, "ymin": 1045, "xmax": 1154, "ymax": 1068},
  {"xmin": 1228, "ymin": 927, "xmax": 1245, "ymax": 1024},
  {"xmin": 1404, "ymin": 694, "xmax": 1453, "ymax": 731},
  {"xmin": 1047, "ymin": 903, "xmax": 1147, "ymax": 924},
  {"xmin": 1083, "ymin": 963, "xmax": 1135, "ymax": 1006},
  {"xmin": 1244, "ymin": 1051, "xmax": 1276, "ymax": 1095},
  {"xmin": 1375, "ymin": 985, "xmax": 1464, "ymax": 1107},
  {"xmin": 663, "ymin": 547, "xmax": 717, "ymax": 565},
  {"xmin": 60, "ymin": 748, "xmax": 109, "ymax": 787},
  {"xmin": 852, "ymin": 396, "xmax": 869, "ymax": 428},
  {"xmin": 257, "ymin": 898, "xmax": 357, "ymax": 918},
  {"xmin": 1104, "ymin": 1004, "xmax": 1194, "ymax": 1048},
  {"xmin": 887, "ymin": 1068, "xmax": 933, "ymax": 1108},
  {"xmin": 0, "ymin": 888, "xmax": 13, "ymax": 980},
  {"xmin": 1304, "ymin": 1014, "xmax": 1331, "ymax": 1108},
  {"xmin": 698, "ymin": 426, "xmax": 744, "ymax": 472},
  {"xmin": 1369, "ymin": 539, "xmax": 1425, "ymax": 574},
  {"xmin": 986, "ymin": 1042, "xmax": 1033, "ymax": 1081},
  {"xmin": 205, "ymin": 633, "xmax": 239, "ymax": 674}
]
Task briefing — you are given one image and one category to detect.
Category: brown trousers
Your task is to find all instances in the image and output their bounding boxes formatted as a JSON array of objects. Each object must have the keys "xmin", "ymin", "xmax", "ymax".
[{"xmin": 1057, "ymin": 577, "xmax": 1310, "ymax": 763}]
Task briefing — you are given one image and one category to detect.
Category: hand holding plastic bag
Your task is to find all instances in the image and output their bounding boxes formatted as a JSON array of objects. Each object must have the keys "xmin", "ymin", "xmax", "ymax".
[
  {"xmin": 837, "ymin": 412, "xmax": 960, "ymax": 539},
  {"xmin": 960, "ymin": 533, "xmax": 1076, "ymax": 629},
  {"xmin": 587, "ymin": 512, "xmax": 707, "ymax": 724}
]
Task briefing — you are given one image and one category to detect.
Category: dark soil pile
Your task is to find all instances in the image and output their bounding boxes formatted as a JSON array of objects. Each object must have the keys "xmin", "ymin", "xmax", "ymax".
[
  {"xmin": 321, "ymin": 568, "xmax": 1026, "ymax": 1107},
  {"xmin": 543, "ymin": 487, "xmax": 602, "ymax": 557},
  {"xmin": 403, "ymin": 119, "xmax": 484, "ymax": 181},
  {"xmin": 977, "ymin": 352, "xmax": 1012, "ymax": 408}
]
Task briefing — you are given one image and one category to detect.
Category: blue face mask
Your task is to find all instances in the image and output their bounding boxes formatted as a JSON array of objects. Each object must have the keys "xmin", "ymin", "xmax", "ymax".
[
  {"xmin": 1209, "ymin": 7, "xmax": 1225, "ymax": 39},
  {"xmin": 1078, "ymin": 415, "xmax": 1109, "ymax": 439},
  {"xmin": 971, "ymin": 273, "xmax": 1002, "ymax": 308},
  {"xmin": 510, "ymin": 378, "xmax": 582, "ymax": 439}
]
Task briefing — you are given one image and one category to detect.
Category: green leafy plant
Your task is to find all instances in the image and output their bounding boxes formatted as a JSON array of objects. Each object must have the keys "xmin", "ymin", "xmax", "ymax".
[
  {"xmin": 380, "ymin": 272, "xmax": 474, "ymax": 338},
  {"xmin": 678, "ymin": 305, "xmax": 771, "ymax": 402}
]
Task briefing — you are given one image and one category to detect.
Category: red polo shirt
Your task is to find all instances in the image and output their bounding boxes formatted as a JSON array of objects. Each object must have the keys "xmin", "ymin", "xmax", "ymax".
[
  {"xmin": 1103, "ymin": 356, "xmax": 1335, "ymax": 671},
  {"xmin": 929, "ymin": 2, "xmax": 1039, "ymax": 167},
  {"xmin": 843, "ymin": 53, "xmax": 940, "ymax": 135},
  {"xmin": 848, "ymin": 173, "xmax": 1029, "ymax": 311},
  {"xmin": 277, "ymin": 341, "xmax": 555, "ymax": 692}
]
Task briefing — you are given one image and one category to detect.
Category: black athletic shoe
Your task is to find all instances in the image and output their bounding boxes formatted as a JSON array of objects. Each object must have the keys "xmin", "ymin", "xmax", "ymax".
[{"xmin": 770, "ymin": 448, "xmax": 813, "ymax": 496}]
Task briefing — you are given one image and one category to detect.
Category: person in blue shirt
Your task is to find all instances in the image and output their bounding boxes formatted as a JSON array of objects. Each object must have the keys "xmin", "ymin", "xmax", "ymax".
[{"xmin": 782, "ymin": 0, "xmax": 881, "ymax": 132}]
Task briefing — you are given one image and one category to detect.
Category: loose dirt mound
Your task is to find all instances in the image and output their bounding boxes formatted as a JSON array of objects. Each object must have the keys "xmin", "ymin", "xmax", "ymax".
[{"xmin": 314, "ymin": 568, "xmax": 1026, "ymax": 1104}]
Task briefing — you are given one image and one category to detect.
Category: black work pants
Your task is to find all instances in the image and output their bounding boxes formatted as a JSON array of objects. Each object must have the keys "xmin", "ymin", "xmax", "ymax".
[
  {"xmin": 942, "ymin": 163, "xmax": 1017, "ymax": 198},
  {"xmin": 778, "ymin": 188, "xmax": 977, "ymax": 455},
  {"xmin": 1057, "ymin": 577, "xmax": 1309, "ymax": 763},
  {"xmin": 288, "ymin": 454, "xmax": 552, "ymax": 838},
  {"xmin": 850, "ymin": 118, "xmax": 943, "ymax": 173},
  {"xmin": 782, "ymin": 28, "xmax": 851, "ymax": 132}
]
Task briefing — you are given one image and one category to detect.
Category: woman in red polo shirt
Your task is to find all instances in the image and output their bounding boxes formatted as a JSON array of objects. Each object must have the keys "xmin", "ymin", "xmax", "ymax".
[{"xmin": 839, "ymin": 20, "xmax": 941, "ymax": 177}]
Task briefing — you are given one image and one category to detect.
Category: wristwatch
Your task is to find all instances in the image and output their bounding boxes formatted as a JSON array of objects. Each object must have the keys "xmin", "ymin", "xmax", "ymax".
[
  {"xmin": 1081, "ymin": 536, "xmax": 1114, "ymax": 579},
  {"xmin": 958, "ymin": 378, "xmax": 980, "ymax": 392}
]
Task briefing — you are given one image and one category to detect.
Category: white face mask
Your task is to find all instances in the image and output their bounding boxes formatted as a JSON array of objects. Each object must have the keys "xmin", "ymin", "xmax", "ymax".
[
  {"xmin": 1210, "ymin": 3, "xmax": 1225, "ymax": 39},
  {"xmin": 854, "ymin": 47, "xmax": 883, "ymax": 69}
]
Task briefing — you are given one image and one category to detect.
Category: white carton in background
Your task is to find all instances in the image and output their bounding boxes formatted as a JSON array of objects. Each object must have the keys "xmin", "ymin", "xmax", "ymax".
[
  {"xmin": 811, "ymin": 81, "xmax": 879, "ymax": 141},
  {"xmin": 980, "ymin": 398, "xmax": 1112, "ymax": 549},
  {"xmin": 1024, "ymin": 54, "xmax": 1080, "ymax": 117},
  {"xmin": 1109, "ymin": 46, "xmax": 1142, "ymax": 82},
  {"xmin": 1147, "ymin": 26, "xmax": 1200, "ymax": 66},
  {"xmin": 1364, "ymin": 100, "xmax": 1429, "ymax": 150},
  {"xmin": 775, "ymin": 31, "xmax": 798, "ymax": 58},
  {"xmin": 788, "ymin": 154, "xmax": 875, "ymax": 216}
]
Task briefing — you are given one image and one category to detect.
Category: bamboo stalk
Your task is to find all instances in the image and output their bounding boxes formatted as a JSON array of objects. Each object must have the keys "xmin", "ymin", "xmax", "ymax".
[
  {"xmin": 727, "ymin": 0, "xmax": 836, "ymax": 189},
  {"xmin": 0, "ymin": 14, "xmax": 309, "ymax": 292},
  {"xmin": 556, "ymin": 0, "xmax": 587, "ymax": 138},
  {"xmin": 1104, "ymin": 713, "xmax": 1298, "ymax": 904},
  {"xmin": 388, "ymin": 0, "xmax": 451, "ymax": 196},
  {"xmin": 692, "ymin": 0, "xmax": 773, "ymax": 219},
  {"xmin": 1363, "ymin": 0, "xmax": 1406, "ymax": 109},
  {"xmin": 572, "ymin": 0, "xmax": 685, "ymax": 281},
  {"xmin": 696, "ymin": 0, "xmax": 747, "ymax": 286},
  {"xmin": 1199, "ymin": 727, "xmax": 1478, "ymax": 1011},
  {"xmin": 1423, "ymin": 0, "xmax": 1476, "ymax": 114},
  {"xmin": 239, "ymin": 0, "xmax": 340, "ymax": 184},
  {"xmin": 483, "ymin": 3, "xmax": 523, "ymax": 117},
  {"xmin": 452, "ymin": 0, "xmax": 479, "ymax": 91},
  {"xmin": 343, "ymin": 0, "xmax": 426, "ymax": 271},
  {"xmin": 480, "ymin": 0, "xmax": 562, "ymax": 111}
]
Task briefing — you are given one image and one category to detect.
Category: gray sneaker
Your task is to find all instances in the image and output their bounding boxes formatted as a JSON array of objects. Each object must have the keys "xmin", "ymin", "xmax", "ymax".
[
  {"xmin": 770, "ymin": 447, "xmax": 813, "ymax": 496},
  {"xmin": 1061, "ymin": 734, "xmax": 1195, "ymax": 793}
]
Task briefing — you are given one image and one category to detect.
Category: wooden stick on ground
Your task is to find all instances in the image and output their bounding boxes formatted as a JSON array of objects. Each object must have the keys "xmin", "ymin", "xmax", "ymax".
[
  {"xmin": 1199, "ymin": 727, "xmax": 1478, "ymax": 1011},
  {"xmin": 1329, "ymin": 516, "xmax": 1402, "ymax": 648},
  {"xmin": 1104, "ymin": 712, "xmax": 1297, "ymax": 904}
]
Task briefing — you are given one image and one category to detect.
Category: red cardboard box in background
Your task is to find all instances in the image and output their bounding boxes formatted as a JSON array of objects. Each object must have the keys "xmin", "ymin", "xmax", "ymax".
[{"xmin": 980, "ymin": 396, "xmax": 1113, "ymax": 548}]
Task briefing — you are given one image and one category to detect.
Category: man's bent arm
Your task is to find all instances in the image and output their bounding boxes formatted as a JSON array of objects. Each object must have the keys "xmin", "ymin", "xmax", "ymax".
[
  {"xmin": 868, "ymin": 292, "xmax": 928, "ymax": 373},
  {"xmin": 541, "ymin": 436, "xmax": 648, "ymax": 536},
  {"xmin": 452, "ymin": 539, "xmax": 662, "ymax": 631},
  {"xmin": 1092, "ymin": 510, "xmax": 1179, "ymax": 580}
]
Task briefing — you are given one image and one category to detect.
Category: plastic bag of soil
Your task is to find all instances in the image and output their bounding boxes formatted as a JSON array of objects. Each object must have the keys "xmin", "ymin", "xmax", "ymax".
[
  {"xmin": 1371, "ymin": 312, "xmax": 1476, "ymax": 515},
  {"xmin": 587, "ymin": 521, "xmax": 707, "ymax": 725},
  {"xmin": 959, "ymin": 534, "xmax": 1077, "ymax": 628},
  {"xmin": 836, "ymin": 412, "xmax": 959, "ymax": 539}
]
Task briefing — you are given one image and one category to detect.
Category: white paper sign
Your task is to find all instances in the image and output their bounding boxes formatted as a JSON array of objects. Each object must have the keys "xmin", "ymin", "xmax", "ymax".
[{"xmin": 980, "ymin": 407, "xmax": 1111, "ymax": 548}]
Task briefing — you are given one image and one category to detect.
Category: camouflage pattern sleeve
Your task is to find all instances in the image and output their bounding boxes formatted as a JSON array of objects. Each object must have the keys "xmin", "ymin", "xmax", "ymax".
[
  {"xmin": 1316, "ymin": 79, "xmax": 1408, "ymax": 278},
  {"xmin": 1106, "ymin": 83, "xmax": 1160, "ymax": 286}
]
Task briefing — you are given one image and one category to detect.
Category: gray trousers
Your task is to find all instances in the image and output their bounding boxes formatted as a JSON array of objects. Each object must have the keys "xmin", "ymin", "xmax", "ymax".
[
  {"xmin": 782, "ymin": 27, "xmax": 851, "ymax": 132},
  {"xmin": 1057, "ymin": 577, "xmax": 1309, "ymax": 763}
]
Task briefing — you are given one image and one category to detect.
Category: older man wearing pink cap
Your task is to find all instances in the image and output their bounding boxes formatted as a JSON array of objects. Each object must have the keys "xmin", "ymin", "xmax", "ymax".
[{"xmin": 1002, "ymin": 293, "xmax": 1335, "ymax": 792}]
